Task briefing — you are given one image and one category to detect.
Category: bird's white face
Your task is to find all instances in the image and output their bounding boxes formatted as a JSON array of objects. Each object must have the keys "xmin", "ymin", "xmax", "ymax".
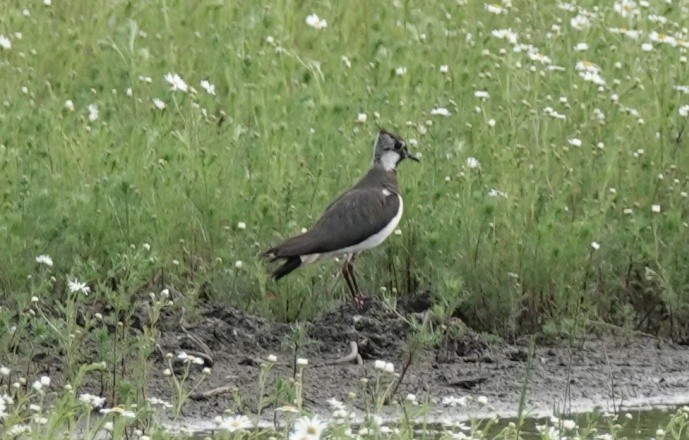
[
  {"xmin": 379, "ymin": 150, "xmax": 402, "ymax": 171},
  {"xmin": 372, "ymin": 130, "xmax": 418, "ymax": 171}
]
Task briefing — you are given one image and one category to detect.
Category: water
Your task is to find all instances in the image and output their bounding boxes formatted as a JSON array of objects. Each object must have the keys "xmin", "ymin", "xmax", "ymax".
[
  {"xmin": 184, "ymin": 405, "xmax": 687, "ymax": 439},
  {"xmin": 487, "ymin": 406, "xmax": 684, "ymax": 439}
]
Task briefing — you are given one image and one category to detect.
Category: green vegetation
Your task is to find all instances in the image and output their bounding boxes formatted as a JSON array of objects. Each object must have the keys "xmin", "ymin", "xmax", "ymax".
[
  {"xmin": 2, "ymin": 0, "xmax": 688, "ymax": 333},
  {"xmin": 1, "ymin": 0, "xmax": 689, "ymax": 438}
]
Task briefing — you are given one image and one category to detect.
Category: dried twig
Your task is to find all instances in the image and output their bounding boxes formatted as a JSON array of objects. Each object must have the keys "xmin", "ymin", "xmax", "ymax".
[
  {"xmin": 325, "ymin": 341, "xmax": 363, "ymax": 366},
  {"xmin": 189, "ymin": 385, "xmax": 237, "ymax": 401},
  {"xmin": 182, "ymin": 330, "xmax": 213, "ymax": 358}
]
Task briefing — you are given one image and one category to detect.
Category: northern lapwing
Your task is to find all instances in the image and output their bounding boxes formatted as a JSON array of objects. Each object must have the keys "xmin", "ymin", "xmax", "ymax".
[{"xmin": 261, "ymin": 130, "xmax": 418, "ymax": 305}]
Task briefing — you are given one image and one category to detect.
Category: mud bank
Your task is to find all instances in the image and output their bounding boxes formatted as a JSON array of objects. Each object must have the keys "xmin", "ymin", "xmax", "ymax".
[{"xmin": 152, "ymin": 295, "xmax": 689, "ymax": 430}]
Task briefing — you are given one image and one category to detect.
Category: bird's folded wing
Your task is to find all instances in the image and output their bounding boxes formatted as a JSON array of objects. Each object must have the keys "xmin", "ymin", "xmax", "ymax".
[{"xmin": 272, "ymin": 187, "xmax": 400, "ymax": 257}]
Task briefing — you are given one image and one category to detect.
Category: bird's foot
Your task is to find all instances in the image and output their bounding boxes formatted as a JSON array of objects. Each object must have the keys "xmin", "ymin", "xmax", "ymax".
[{"xmin": 353, "ymin": 293, "xmax": 369, "ymax": 309}]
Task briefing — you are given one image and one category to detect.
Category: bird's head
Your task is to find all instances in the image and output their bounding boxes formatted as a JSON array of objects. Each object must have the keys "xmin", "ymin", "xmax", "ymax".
[{"xmin": 372, "ymin": 130, "xmax": 419, "ymax": 171}]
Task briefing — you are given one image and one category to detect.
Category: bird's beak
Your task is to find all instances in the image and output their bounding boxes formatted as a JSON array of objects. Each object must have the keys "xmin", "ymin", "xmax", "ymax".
[{"xmin": 405, "ymin": 150, "xmax": 420, "ymax": 162}]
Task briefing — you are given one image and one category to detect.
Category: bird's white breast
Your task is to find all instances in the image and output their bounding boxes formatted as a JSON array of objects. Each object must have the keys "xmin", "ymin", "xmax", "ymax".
[
  {"xmin": 333, "ymin": 194, "xmax": 403, "ymax": 255},
  {"xmin": 299, "ymin": 194, "xmax": 403, "ymax": 264},
  {"xmin": 354, "ymin": 195, "xmax": 402, "ymax": 249}
]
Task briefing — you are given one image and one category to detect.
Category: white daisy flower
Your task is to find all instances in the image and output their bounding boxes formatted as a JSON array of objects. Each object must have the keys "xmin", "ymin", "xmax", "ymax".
[
  {"xmin": 466, "ymin": 157, "xmax": 481, "ymax": 169},
  {"xmin": 305, "ymin": 13, "xmax": 327, "ymax": 29},
  {"xmin": 0, "ymin": 35, "xmax": 11, "ymax": 50},
  {"xmin": 430, "ymin": 107, "xmax": 451, "ymax": 116},
  {"xmin": 200, "ymin": 80, "xmax": 216, "ymax": 95},
  {"xmin": 614, "ymin": 0, "xmax": 640, "ymax": 18},
  {"xmin": 484, "ymin": 4, "xmax": 507, "ymax": 14},
  {"xmin": 327, "ymin": 398, "xmax": 345, "ymax": 410},
  {"xmin": 79, "ymin": 393, "xmax": 106, "ymax": 409},
  {"xmin": 474, "ymin": 90, "xmax": 490, "ymax": 99},
  {"xmin": 491, "ymin": 28, "xmax": 518, "ymax": 44},
  {"xmin": 290, "ymin": 415, "xmax": 326, "ymax": 440},
  {"xmin": 88, "ymin": 104, "xmax": 99, "ymax": 122},
  {"xmin": 570, "ymin": 14, "xmax": 591, "ymax": 31},
  {"xmin": 488, "ymin": 189, "xmax": 508, "ymax": 198},
  {"xmin": 674, "ymin": 85, "xmax": 689, "ymax": 95},
  {"xmin": 35, "ymin": 255, "xmax": 53, "ymax": 267},
  {"xmin": 152, "ymin": 98, "xmax": 166, "ymax": 110},
  {"xmin": 164, "ymin": 73, "xmax": 188, "ymax": 92},
  {"xmin": 68, "ymin": 279, "xmax": 91, "ymax": 295},
  {"xmin": 216, "ymin": 414, "xmax": 252, "ymax": 432}
]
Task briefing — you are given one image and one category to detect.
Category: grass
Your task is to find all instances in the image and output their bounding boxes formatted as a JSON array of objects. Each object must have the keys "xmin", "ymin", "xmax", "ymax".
[
  {"xmin": 2, "ymin": 0, "xmax": 688, "ymax": 332},
  {"xmin": 1, "ymin": 0, "xmax": 689, "ymax": 438}
]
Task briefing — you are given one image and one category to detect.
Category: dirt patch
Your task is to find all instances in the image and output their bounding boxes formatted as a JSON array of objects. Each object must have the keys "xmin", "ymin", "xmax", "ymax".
[{"xmin": 150, "ymin": 294, "xmax": 689, "ymax": 423}]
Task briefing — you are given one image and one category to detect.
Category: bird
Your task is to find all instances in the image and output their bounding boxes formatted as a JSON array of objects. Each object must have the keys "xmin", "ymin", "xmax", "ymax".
[{"xmin": 261, "ymin": 130, "xmax": 419, "ymax": 305}]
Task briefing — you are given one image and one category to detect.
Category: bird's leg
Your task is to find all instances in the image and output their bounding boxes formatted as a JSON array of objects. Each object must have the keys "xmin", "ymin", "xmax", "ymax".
[
  {"xmin": 341, "ymin": 260, "xmax": 358, "ymax": 302},
  {"xmin": 344, "ymin": 253, "xmax": 367, "ymax": 308},
  {"xmin": 347, "ymin": 262, "xmax": 361, "ymax": 299}
]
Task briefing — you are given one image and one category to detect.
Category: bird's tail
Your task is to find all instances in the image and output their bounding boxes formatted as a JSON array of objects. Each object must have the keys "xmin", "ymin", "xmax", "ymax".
[{"xmin": 271, "ymin": 256, "xmax": 301, "ymax": 281}]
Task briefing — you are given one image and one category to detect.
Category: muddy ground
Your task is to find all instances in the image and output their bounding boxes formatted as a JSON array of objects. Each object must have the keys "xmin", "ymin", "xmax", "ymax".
[{"xmin": 150, "ymin": 293, "xmax": 689, "ymax": 425}]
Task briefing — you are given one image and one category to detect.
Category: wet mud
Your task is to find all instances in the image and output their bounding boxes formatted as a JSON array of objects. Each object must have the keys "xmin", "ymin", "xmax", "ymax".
[{"xmin": 152, "ymin": 293, "xmax": 689, "ymax": 423}]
